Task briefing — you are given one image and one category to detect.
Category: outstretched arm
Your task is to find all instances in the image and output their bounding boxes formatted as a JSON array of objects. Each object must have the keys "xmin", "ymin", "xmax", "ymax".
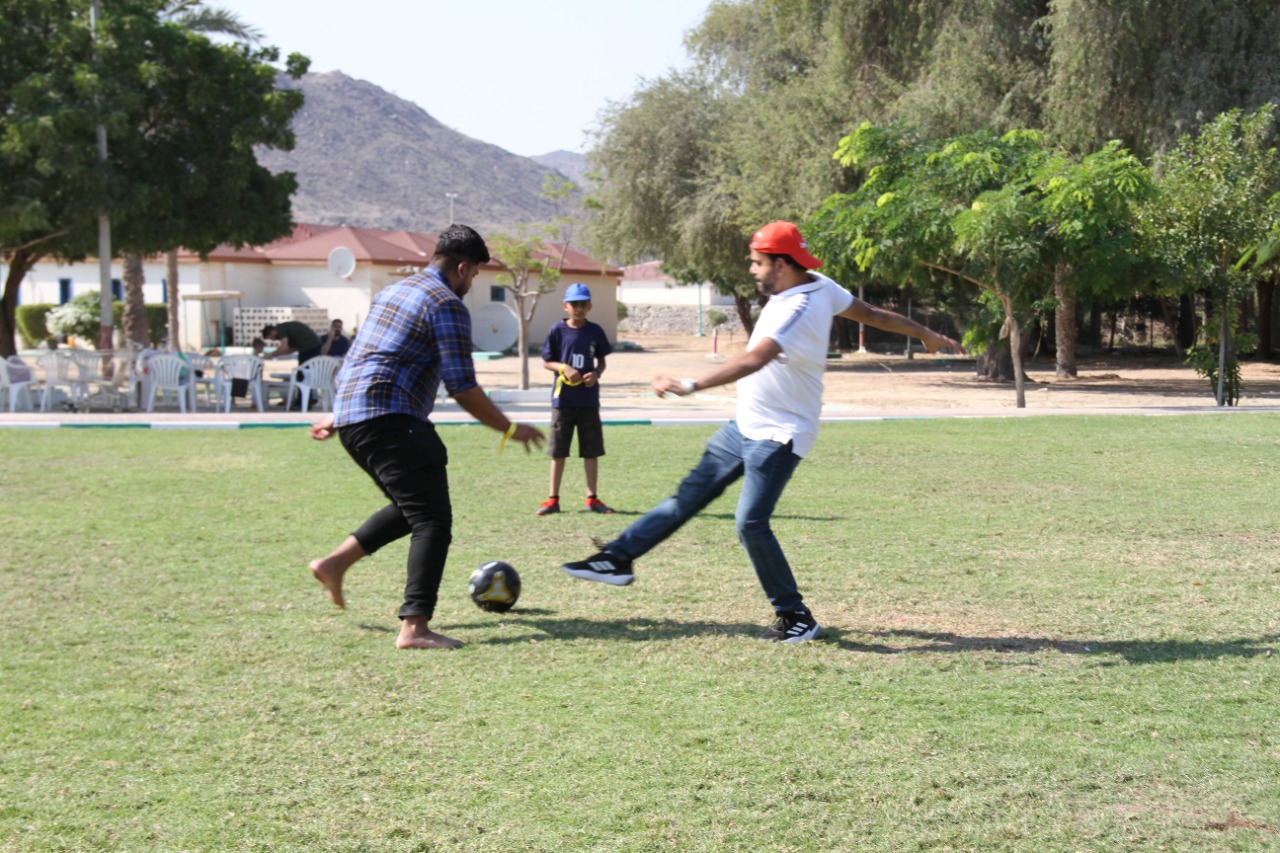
[
  {"xmin": 452, "ymin": 386, "xmax": 545, "ymax": 451},
  {"xmin": 841, "ymin": 300, "xmax": 966, "ymax": 354},
  {"xmin": 651, "ymin": 338, "xmax": 782, "ymax": 397}
]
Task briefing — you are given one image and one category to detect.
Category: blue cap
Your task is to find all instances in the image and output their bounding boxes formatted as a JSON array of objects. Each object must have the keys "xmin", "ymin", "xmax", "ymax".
[{"xmin": 563, "ymin": 282, "xmax": 592, "ymax": 302}]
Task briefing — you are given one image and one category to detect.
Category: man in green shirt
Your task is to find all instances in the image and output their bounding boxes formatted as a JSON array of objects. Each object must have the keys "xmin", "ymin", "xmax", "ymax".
[
  {"xmin": 262, "ymin": 321, "xmax": 323, "ymax": 364},
  {"xmin": 262, "ymin": 321, "xmax": 324, "ymax": 410}
]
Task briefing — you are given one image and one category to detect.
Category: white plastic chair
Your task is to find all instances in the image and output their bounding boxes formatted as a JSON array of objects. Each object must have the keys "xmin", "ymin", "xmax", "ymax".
[
  {"xmin": 38, "ymin": 352, "xmax": 81, "ymax": 412},
  {"xmin": 124, "ymin": 348, "xmax": 162, "ymax": 409},
  {"xmin": 215, "ymin": 355, "xmax": 266, "ymax": 412},
  {"xmin": 288, "ymin": 355, "xmax": 343, "ymax": 413},
  {"xmin": 1, "ymin": 355, "xmax": 40, "ymax": 412},
  {"xmin": 143, "ymin": 354, "xmax": 196, "ymax": 413},
  {"xmin": 182, "ymin": 352, "xmax": 218, "ymax": 407}
]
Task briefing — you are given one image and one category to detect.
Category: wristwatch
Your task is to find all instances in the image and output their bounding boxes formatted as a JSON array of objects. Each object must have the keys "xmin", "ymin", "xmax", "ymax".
[{"xmin": 680, "ymin": 378, "xmax": 698, "ymax": 395}]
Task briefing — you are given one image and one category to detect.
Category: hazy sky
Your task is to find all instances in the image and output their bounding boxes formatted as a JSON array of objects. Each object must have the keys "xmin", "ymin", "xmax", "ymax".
[{"xmin": 211, "ymin": 0, "xmax": 711, "ymax": 158}]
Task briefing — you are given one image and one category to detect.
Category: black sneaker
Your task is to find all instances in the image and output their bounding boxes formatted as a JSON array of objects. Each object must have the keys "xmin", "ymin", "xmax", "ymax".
[
  {"xmin": 759, "ymin": 609, "xmax": 822, "ymax": 643},
  {"xmin": 561, "ymin": 552, "xmax": 635, "ymax": 586}
]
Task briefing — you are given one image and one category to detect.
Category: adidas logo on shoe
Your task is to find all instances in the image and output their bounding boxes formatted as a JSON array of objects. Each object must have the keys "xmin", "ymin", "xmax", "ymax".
[
  {"xmin": 561, "ymin": 551, "xmax": 635, "ymax": 586},
  {"xmin": 759, "ymin": 609, "xmax": 822, "ymax": 643}
]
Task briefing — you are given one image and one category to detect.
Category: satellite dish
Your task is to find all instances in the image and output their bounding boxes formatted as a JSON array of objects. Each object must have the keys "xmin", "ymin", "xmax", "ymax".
[
  {"xmin": 327, "ymin": 246, "xmax": 357, "ymax": 279},
  {"xmin": 471, "ymin": 303, "xmax": 519, "ymax": 352}
]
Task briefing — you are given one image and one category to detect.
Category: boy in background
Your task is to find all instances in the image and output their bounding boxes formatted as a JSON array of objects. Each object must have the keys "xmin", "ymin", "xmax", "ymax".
[{"xmin": 537, "ymin": 283, "xmax": 615, "ymax": 515}]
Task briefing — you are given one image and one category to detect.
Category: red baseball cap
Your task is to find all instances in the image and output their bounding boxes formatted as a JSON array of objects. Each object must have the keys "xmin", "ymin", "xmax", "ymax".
[{"xmin": 749, "ymin": 221, "xmax": 823, "ymax": 269}]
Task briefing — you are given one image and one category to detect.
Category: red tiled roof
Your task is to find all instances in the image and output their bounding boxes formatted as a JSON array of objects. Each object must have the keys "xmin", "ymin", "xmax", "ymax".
[
  {"xmin": 622, "ymin": 260, "xmax": 666, "ymax": 281},
  {"xmin": 264, "ymin": 225, "xmax": 432, "ymax": 265},
  {"xmin": 178, "ymin": 223, "xmax": 620, "ymax": 276}
]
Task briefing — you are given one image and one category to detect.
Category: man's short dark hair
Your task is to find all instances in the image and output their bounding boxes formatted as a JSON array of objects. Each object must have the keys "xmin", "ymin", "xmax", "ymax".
[
  {"xmin": 261, "ymin": 324, "xmax": 277, "ymax": 338},
  {"xmin": 434, "ymin": 224, "xmax": 490, "ymax": 265},
  {"xmin": 765, "ymin": 252, "xmax": 807, "ymax": 272}
]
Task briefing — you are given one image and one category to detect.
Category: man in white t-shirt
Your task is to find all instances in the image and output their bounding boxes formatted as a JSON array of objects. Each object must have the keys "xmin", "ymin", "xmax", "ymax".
[{"xmin": 562, "ymin": 221, "xmax": 965, "ymax": 642}]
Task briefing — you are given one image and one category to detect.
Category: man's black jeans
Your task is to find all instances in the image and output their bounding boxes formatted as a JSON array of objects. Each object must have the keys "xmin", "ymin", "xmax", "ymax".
[{"xmin": 339, "ymin": 414, "xmax": 452, "ymax": 620}]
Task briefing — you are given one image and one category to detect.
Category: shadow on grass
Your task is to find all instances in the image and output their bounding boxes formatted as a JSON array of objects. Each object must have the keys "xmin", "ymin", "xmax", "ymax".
[
  {"xmin": 363, "ymin": 617, "xmax": 1277, "ymax": 662},
  {"xmin": 437, "ymin": 613, "xmax": 766, "ymax": 644},
  {"xmin": 830, "ymin": 628, "xmax": 1280, "ymax": 664},
  {"xmin": 697, "ymin": 512, "xmax": 843, "ymax": 522}
]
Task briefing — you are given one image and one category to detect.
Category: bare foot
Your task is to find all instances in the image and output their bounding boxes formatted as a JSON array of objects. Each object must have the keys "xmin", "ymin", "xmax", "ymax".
[
  {"xmin": 309, "ymin": 558, "xmax": 346, "ymax": 609},
  {"xmin": 396, "ymin": 617, "xmax": 463, "ymax": 650}
]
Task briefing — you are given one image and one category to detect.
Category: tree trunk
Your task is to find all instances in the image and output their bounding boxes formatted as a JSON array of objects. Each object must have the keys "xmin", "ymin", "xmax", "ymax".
[
  {"xmin": 1176, "ymin": 294, "xmax": 1196, "ymax": 351},
  {"xmin": 1002, "ymin": 296, "xmax": 1027, "ymax": 408},
  {"xmin": 733, "ymin": 293, "xmax": 755, "ymax": 335},
  {"xmin": 517, "ymin": 315, "xmax": 530, "ymax": 390},
  {"xmin": 123, "ymin": 254, "xmax": 148, "ymax": 348},
  {"xmin": 166, "ymin": 249, "xmax": 181, "ymax": 351},
  {"xmin": 1054, "ymin": 264, "xmax": 1077, "ymax": 378},
  {"xmin": 833, "ymin": 316, "xmax": 854, "ymax": 351},
  {"xmin": 1, "ymin": 250, "xmax": 38, "ymax": 358},
  {"xmin": 1256, "ymin": 276, "xmax": 1274, "ymax": 359},
  {"xmin": 975, "ymin": 343, "xmax": 1015, "ymax": 381},
  {"xmin": 1216, "ymin": 308, "xmax": 1229, "ymax": 407}
]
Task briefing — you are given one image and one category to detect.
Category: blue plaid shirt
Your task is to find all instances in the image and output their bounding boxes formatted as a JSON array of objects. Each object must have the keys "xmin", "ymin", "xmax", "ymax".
[{"xmin": 333, "ymin": 266, "xmax": 477, "ymax": 427}]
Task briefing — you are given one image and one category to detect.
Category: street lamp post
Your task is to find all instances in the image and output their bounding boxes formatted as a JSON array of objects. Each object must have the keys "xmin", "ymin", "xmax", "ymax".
[
  {"xmin": 445, "ymin": 192, "xmax": 458, "ymax": 224},
  {"xmin": 92, "ymin": 0, "xmax": 114, "ymax": 350}
]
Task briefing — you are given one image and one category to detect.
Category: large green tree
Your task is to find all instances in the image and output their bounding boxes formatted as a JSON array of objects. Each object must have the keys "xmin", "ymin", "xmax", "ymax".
[
  {"xmin": 588, "ymin": 0, "xmax": 1051, "ymax": 336},
  {"xmin": 1045, "ymin": 0, "xmax": 1280, "ymax": 161},
  {"xmin": 152, "ymin": 0, "xmax": 263, "ymax": 351},
  {"xmin": 587, "ymin": 73, "xmax": 760, "ymax": 329},
  {"xmin": 1137, "ymin": 105, "xmax": 1280, "ymax": 404},
  {"xmin": 811, "ymin": 124, "xmax": 1152, "ymax": 406},
  {"xmin": 0, "ymin": 0, "xmax": 307, "ymax": 357}
]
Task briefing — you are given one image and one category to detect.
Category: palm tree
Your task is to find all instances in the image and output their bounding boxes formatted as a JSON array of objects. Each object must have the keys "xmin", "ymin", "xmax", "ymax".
[{"xmin": 121, "ymin": 2, "xmax": 262, "ymax": 352}]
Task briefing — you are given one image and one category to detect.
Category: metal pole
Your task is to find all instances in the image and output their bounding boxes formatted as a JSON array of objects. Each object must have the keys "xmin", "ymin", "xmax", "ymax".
[
  {"xmin": 857, "ymin": 284, "xmax": 867, "ymax": 353},
  {"xmin": 445, "ymin": 192, "xmax": 458, "ymax": 223},
  {"xmin": 697, "ymin": 283, "xmax": 704, "ymax": 336},
  {"xmin": 904, "ymin": 289, "xmax": 913, "ymax": 360},
  {"xmin": 91, "ymin": 0, "xmax": 114, "ymax": 351}
]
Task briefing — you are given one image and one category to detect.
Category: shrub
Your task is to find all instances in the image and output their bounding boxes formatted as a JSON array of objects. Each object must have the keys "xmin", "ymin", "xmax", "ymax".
[
  {"xmin": 15, "ymin": 304, "xmax": 56, "ymax": 348},
  {"xmin": 43, "ymin": 291, "xmax": 166, "ymax": 347},
  {"xmin": 617, "ymin": 301, "xmax": 628, "ymax": 320},
  {"xmin": 145, "ymin": 305, "xmax": 167, "ymax": 346},
  {"xmin": 46, "ymin": 291, "xmax": 106, "ymax": 342}
]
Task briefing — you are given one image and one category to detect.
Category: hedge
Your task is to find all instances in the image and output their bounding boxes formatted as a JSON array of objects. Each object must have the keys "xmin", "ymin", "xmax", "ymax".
[
  {"xmin": 16, "ymin": 304, "xmax": 55, "ymax": 348},
  {"xmin": 15, "ymin": 302, "xmax": 168, "ymax": 348}
]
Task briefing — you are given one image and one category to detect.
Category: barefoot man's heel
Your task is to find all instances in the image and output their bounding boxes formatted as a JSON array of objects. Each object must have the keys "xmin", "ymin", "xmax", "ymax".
[
  {"xmin": 310, "ymin": 558, "xmax": 346, "ymax": 609},
  {"xmin": 397, "ymin": 616, "xmax": 463, "ymax": 649}
]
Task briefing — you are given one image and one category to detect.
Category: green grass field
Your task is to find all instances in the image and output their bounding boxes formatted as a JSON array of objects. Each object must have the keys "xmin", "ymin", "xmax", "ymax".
[{"xmin": 2, "ymin": 415, "xmax": 1278, "ymax": 851}]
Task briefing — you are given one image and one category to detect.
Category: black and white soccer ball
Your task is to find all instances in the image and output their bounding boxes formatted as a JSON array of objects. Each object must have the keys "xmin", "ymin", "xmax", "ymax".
[{"xmin": 468, "ymin": 560, "xmax": 522, "ymax": 612}]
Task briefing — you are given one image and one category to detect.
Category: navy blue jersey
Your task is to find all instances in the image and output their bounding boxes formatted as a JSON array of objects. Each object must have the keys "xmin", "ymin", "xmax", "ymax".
[{"xmin": 541, "ymin": 319, "xmax": 613, "ymax": 408}]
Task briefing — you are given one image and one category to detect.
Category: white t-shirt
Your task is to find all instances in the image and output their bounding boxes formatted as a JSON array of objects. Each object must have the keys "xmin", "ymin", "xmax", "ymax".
[{"xmin": 736, "ymin": 272, "xmax": 855, "ymax": 457}]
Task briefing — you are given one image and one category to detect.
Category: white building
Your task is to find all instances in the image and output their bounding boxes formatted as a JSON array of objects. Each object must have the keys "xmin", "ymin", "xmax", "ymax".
[
  {"xmin": 618, "ymin": 260, "xmax": 734, "ymax": 308},
  {"xmin": 13, "ymin": 223, "xmax": 622, "ymax": 352}
]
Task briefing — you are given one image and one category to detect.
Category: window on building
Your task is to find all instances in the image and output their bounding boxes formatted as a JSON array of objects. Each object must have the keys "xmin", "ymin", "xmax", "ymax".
[
  {"xmin": 489, "ymin": 286, "xmax": 505, "ymax": 302},
  {"xmin": 161, "ymin": 278, "xmax": 167, "ymax": 303},
  {"xmin": 59, "ymin": 278, "xmax": 72, "ymax": 304},
  {"xmin": 111, "ymin": 278, "xmax": 123, "ymax": 301}
]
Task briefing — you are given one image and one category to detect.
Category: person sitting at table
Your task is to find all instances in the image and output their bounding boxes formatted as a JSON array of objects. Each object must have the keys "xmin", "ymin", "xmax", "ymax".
[{"xmin": 319, "ymin": 318, "xmax": 351, "ymax": 357}]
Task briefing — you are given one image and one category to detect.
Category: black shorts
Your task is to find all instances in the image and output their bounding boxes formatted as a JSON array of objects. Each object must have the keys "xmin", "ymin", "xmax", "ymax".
[{"xmin": 548, "ymin": 406, "xmax": 605, "ymax": 459}]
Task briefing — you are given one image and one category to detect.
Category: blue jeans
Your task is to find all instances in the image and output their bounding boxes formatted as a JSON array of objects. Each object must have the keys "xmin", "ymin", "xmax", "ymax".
[{"xmin": 609, "ymin": 421, "xmax": 806, "ymax": 612}]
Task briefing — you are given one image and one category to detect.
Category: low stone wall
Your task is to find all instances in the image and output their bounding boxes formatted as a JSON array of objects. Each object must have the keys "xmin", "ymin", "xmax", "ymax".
[{"xmin": 618, "ymin": 304, "xmax": 744, "ymax": 337}]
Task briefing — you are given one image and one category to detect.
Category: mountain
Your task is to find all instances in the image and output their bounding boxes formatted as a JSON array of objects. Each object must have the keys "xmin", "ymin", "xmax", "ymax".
[
  {"xmin": 532, "ymin": 150, "xmax": 590, "ymax": 188},
  {"xmin": 254, "ymin": 71, "xmax": 584, "ymax": 235}
]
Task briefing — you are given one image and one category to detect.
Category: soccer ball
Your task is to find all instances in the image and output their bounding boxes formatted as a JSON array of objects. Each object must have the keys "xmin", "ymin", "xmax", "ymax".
[{"xmin": 468, "ymin": 560, "xmax": 522, "ymax": 612}]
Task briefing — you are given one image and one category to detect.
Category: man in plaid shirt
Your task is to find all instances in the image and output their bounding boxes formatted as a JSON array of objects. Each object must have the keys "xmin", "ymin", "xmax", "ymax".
[{"xmin": 308, "ymin": 225, "xmax": 545, "ymax": 650}]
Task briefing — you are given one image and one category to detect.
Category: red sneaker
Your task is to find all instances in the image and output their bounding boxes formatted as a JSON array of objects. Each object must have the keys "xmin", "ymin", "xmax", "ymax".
[
  {"xmin": 536, "ymin": 498, "xmax": 560, "ymax": 516},
  {"xmin": 585, "ymin": 497, "xmax": 615, "ymax": 514}
]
